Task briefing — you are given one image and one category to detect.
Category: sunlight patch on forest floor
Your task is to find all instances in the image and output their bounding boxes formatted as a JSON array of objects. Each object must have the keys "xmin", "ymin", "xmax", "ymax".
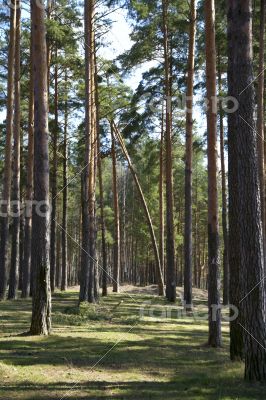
[{"xmin": 0, "ymin": 286, "xmax": 264, "ymax": 399}]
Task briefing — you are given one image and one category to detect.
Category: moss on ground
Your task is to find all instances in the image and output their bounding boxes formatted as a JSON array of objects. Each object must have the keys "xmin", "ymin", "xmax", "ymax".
[{"xmin": 0, "ymin": 286, "xmax": 265, "ymax": 399}]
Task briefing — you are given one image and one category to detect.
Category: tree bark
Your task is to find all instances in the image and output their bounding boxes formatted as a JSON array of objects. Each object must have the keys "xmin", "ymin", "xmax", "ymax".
[
  {"xmin": 228, "ymin": 0, "xmax": 266, "ymax": 379},
  {"xmin": 30, "ymin": 0, "xmax": 51, "ymax": 335},
  {"xmin": 8, "ymin": 1, "xmax": 21, "ymax": 300},
  {"xmin": 111, "ymin": 125, "xmax": 120, "ymax": 293},
  {"xmin": 205, "ymin": 0, "xmax": 222, "ymax": 347},
  {"xmin": 184, "ymin": 0, "xmax": 196, "ymax": 310},
  {"xmin": 162, "ymin": 0, "xmax": 176, "ymax": 302},
  {"xmin": 0, "ymin": 1, "xmax": 16, "ymax": 300},
  {"xmin": 257, "ymin": 0, "xmax": 265, "ymax": 245}
]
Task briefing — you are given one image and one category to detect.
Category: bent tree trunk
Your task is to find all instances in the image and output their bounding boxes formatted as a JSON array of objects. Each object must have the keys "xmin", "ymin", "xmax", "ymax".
[
  {"xmin": 205, "ymin": 0, "xmax": 222, "ymax": 347},
  {"xmin": 112, "ymin": 122, "xmax": 164, "ymax": 296},
  {"xmin": 228, "ymin": 0, "xmax": 266, "ymax": 380},
  {"xmin": 30, "ymin": 0, "xmax": 51, "ymax": 335},
  {"xmin": 0, "ymin": 2, "xmax": 16, "ymax": 300},
  {"xmin": 184, "ymin": 0, "xmax": 196, "ymax": 310}
]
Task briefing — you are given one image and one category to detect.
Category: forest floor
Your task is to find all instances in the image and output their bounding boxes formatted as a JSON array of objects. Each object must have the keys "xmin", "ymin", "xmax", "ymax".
[{"xmin": 0, "ymin": 286, "xmax": 265, "ymax": 400}]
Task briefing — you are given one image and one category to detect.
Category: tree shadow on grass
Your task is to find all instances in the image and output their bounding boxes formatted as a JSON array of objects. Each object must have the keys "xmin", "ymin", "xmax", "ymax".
[{"xmin": 0, "ymin": 373, "xmax": 265, "ymax": 400}]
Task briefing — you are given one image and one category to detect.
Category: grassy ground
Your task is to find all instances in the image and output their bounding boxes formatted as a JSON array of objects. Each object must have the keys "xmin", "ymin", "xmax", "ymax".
[{"xmin": 0, "ymin": 286, "xmax": 265, "ymax": 399}]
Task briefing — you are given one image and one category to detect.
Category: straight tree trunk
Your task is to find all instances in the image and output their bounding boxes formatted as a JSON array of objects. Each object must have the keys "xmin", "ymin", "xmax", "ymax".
[
  {"xmin": 217, "ymin": 52, "xmax": 229, "ymax": 305},
  {"xmin": 30, "ymin": 0, "xmax": 51, "ymax": 335},
  {"xmin": 162, "ymin": 0, "xmax": 176, "ymax": 302},
  {"xmin": 111, "ymin": 125, "xmax": 120, "ymax": 293},
  {"xmin": 159, "ymin": 107, "xmax": 165, "ymax": 281},
  {"xmin": 205, "ymin": 0, "xmax": 222, "ymax": 347},
  {"xmin": 184, "ymin": 0, "xmax": 196, "ymax": 310},
  {"xmin": 98, "ymin": 143, "xmax": 108, "ymax": 296},
  {"xmin": 50, "ymin": 49, "xmax": 58, "ymax": 292},
  {"xmin": 0, "ymin": 1, "xmax": 16, "ymax": 300},
  {"xmin": 61, "ymin": 82, "xmax": 68, "ymax": 292},
  {"xmin": 22, "ymin": 17, "xmax": 34, "ymax": 297},
  {"xmin": 80, "ymin": 0, "xmax": 98, "ymax": 303},
  {"xmin": 228, "ymin": 0, "xmax": 266, "ymax": 379},
  {"xmin": 227, "ymin": 6, "xmax": 243, "ymax": 361},
  {"xmin": 257, "ymin": 0, "xmax": 265, "ymax": 244},
  {"xmin": 8, "ymin": 1, "xmax": 21, "ymax": 300}
]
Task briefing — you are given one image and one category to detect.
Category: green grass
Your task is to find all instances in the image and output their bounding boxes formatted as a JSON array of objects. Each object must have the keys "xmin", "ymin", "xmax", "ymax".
[{"xmin": 0, "ymin": 286, "xmax": 265, "ymax": 399}]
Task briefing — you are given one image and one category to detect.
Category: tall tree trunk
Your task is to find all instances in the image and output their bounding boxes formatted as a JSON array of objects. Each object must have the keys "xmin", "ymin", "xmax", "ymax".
[
  {"xmin": 112, "ymin": 122, "xmax": 164, "ymax": 295},
  {"xmin": 50, "ymin": 49, "xmax": 58, "ymax": 293},
  {"xmin": 218, "ymin": 51, "xmax": 229, "ymax": 305},
  {"xmin": 0, "ymin": 1, "xmax": 16, "ymax": 300},
  {"xmin": 205, "ymin": 0, "xmax": 222, "ymax": 347},
  {"xmin": 228, "ymin": 0, "xmax": 266, "ymax": 379},
  {"xmin": 162, "ymin": 0, "xmax": 176, "ymax": 302},
  {"xmin": 61, "ymin": 78, "xmax": 68, "ymax": 292},
  {"xmin": 257, "ymin": 0, "xmax": 265, "ymax": 244},
  {"xmin": 22, "ymin": 17, "xmax": 34, "ymax": 297},
  {"xmin": 8, "ymin": 1, "xmax": 21, "ymax": 300},
  {"xmin": 30, "ymin": 0, "xmax": 51, "ymax": 335},
  {"xmin": 98, "ymin": 143, "xmax": 108, "ymax": 296},
  {"xmin": 80, "ymin": 0, "xmax": 98, "ymax": 303},
  {"xmin": 111, "ymin": 125, "xmax": 120, "ymax": 293},
  {"xmin": 184, "ymin": 0, "xmax": 196, "ymax": 310},
  {"xmin": 159, "ymin": 107, "xmax": 165, "ymax": 282},
  {"xmin": 227, "ymin": 6, "xmax": 243, "ymax": 361}
]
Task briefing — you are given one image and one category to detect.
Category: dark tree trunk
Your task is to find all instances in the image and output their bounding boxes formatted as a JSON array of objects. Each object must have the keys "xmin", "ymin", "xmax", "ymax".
[
  {"xmin": 257, "ymin": 0, "xmax": 265, "ymax": 244},
  {"xmin": 205, "ymin": 0, "xmax": 222, "ymax": 347},
  {"xmin": 0, "ymin": 1, "xmax": 16, "ymax": 300},
  {"xmin": 30, "ymin": 0, "xmax": 51, "ymax": 335},
  {"xmin": 184, "ymin": 0, "xmax": 196, "ymax": 310},
  {"xmin": 162, "ymin": 0, "xmax": 176, "ymax": 302},
  {"xmin": 228, "ymin": 0, "xmax": 266, "ymax": 379},
  {"xmin": 8, "ymin": 2, "xmax": 21, "ymax": 300}
]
